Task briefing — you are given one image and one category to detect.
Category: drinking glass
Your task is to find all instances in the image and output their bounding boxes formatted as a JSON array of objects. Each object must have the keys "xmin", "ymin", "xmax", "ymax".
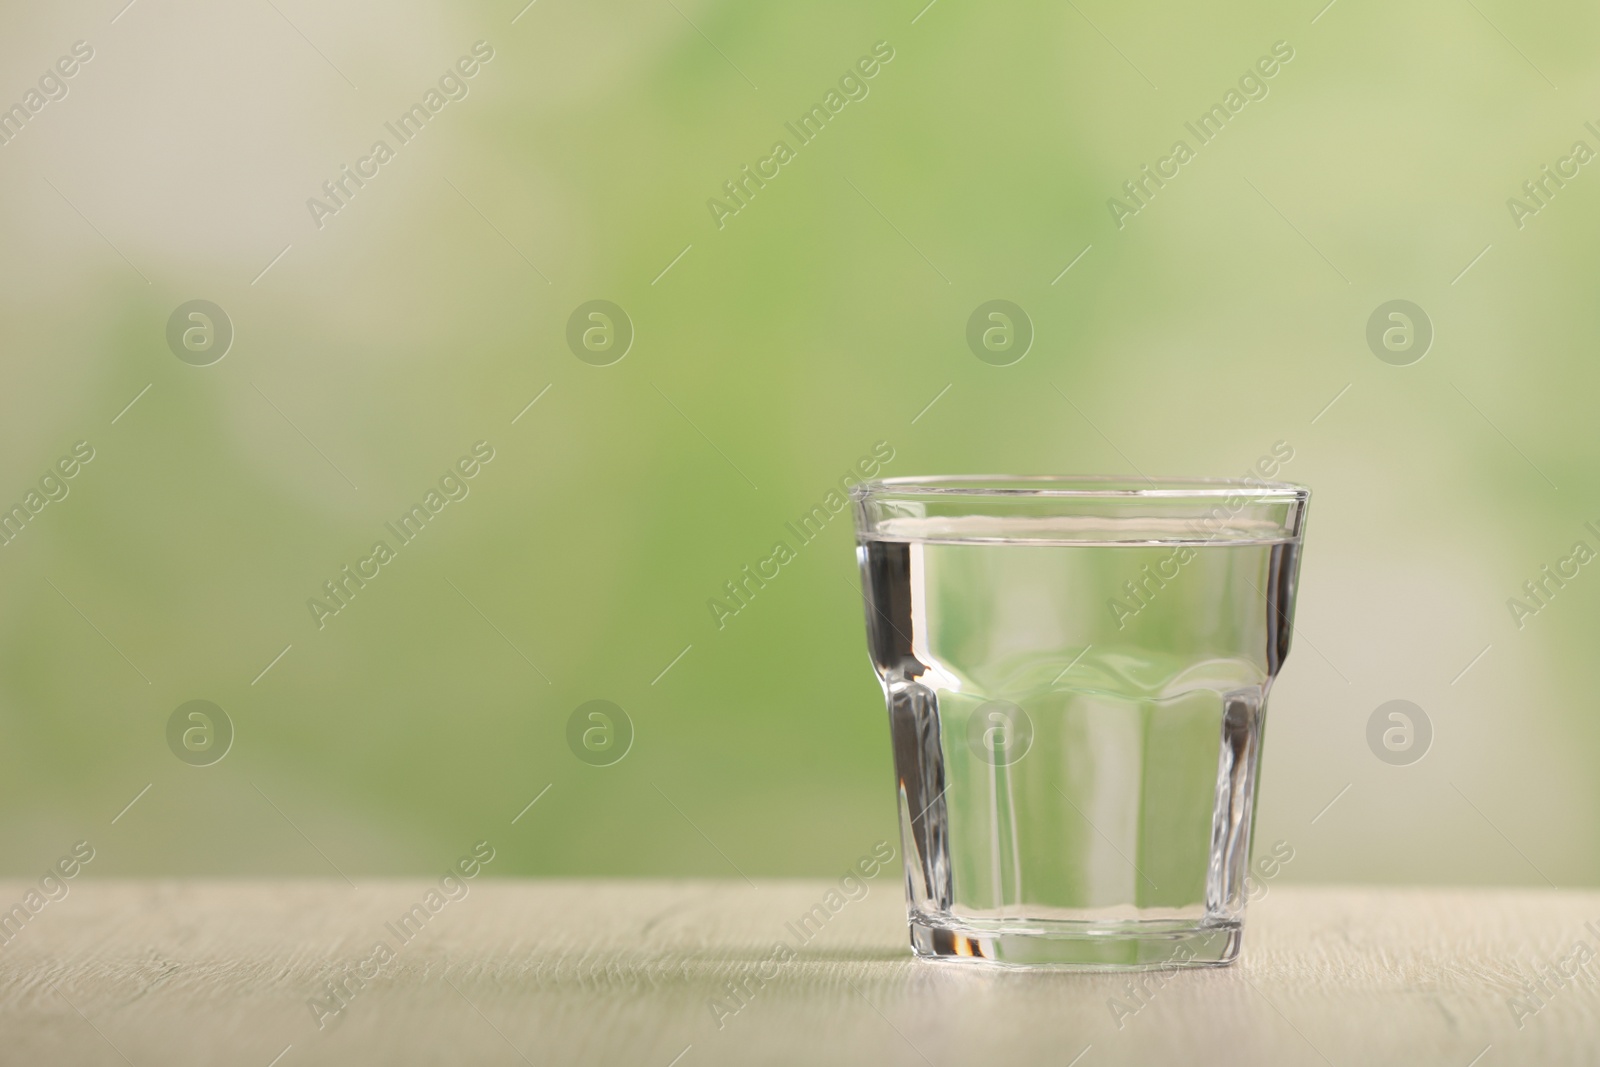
[{"xmin": 852, "ymin": 476, "xmax": 1310, "ymax": 967}]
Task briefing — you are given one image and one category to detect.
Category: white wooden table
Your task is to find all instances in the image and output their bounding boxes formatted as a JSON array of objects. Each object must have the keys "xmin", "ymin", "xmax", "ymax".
[{"xmin": 3, "ymin": 881, "xmax": 1597, "ymax": 1065}]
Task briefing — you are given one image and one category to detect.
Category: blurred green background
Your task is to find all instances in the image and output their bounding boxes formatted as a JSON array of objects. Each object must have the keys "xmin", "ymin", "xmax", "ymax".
[{"xmin": 1, "ymin": 0, "xmax": 1597, "ymax": 886}]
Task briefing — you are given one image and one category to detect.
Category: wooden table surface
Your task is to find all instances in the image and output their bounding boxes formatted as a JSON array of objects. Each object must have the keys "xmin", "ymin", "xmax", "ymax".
[{"xmin": 2, "ymin": 880, "xmax": 1597, "ymax": 1066}]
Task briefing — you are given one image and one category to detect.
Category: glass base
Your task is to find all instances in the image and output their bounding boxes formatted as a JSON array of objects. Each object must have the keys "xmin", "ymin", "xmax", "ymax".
[{"xmin": 908, "ymin": 915, "xmax": 1242, "ymax": 969}]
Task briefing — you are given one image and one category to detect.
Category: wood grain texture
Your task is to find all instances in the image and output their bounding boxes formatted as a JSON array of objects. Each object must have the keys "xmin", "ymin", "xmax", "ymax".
[{"xmin": 1, "ymin": 881, "xmax": 1597, "ymax": 1066}]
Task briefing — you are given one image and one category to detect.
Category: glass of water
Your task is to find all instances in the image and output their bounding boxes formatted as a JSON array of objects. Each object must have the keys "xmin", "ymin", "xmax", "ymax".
[{"xmin": 853, "ymin": 476, "xmax": 1310, "ymax": 967}]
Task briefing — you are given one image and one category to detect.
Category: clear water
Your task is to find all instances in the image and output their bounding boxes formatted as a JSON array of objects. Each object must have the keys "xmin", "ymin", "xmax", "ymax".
[{"xmin": 860, "ymin": 522, "xmax": 1298, "ymax": 958}]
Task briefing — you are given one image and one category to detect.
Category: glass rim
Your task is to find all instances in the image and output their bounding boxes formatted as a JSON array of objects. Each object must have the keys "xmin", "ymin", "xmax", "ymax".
[{"xmin": 852, "ymin": 474, "xmax": 1310, "ymax": 502}]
